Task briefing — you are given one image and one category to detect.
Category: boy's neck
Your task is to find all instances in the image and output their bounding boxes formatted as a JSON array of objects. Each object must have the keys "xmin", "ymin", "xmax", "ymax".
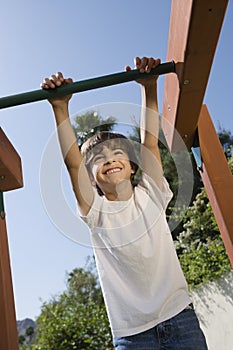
[{"xmin": 104, "ymin": 181, "xmax": 133, "ymax": 201}]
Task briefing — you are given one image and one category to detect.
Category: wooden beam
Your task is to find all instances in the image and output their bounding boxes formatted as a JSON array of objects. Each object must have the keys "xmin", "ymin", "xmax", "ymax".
[
  {"xmin": 0, "ymin": 128, "xmax": 23, "ymax": 191},
  {"xmin": 198, "ymin": 105, "xmax": 233, "ymax": 266},
  {"xmin": 0, "ymin": 129, "xmax": 23, "ymax": 349},
  {"xmin": 162, "ymin": 0, "xmax": 229, "ymax": 151},
  {"xmin": 0, "ymin": 212, "xmax": 19, "ymax": 350}
]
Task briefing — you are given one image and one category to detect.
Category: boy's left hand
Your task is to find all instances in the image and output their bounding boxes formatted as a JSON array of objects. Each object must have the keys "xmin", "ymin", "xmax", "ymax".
[{"xmin": 125, "ymin": 56, "xmax": 161, "ymax": 85}]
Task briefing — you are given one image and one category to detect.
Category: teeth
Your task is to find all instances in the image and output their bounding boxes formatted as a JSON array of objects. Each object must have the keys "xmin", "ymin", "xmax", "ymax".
[{"xmin": 106, "ymin": 168, "xmax": 121, "ymax": 175}]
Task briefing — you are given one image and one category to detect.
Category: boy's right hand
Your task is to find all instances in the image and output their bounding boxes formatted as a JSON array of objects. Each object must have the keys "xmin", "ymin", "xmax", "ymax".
[{"xmin": 40, "ymin": 72, "xmax": 73, "ymax": 108}]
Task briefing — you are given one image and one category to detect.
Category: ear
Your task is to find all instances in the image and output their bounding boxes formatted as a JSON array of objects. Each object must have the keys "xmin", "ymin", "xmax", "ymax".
[
  {"xmin": 91, "ymin": 180, "xmax": 96, "ymax": 186},
  {"xmin": 131, "ymin": 168, "xmax": 135, "ymax": 174}
]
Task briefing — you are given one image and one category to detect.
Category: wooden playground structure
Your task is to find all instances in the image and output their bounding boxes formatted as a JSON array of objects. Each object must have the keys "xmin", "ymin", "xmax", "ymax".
[{"xmin": 0, "ymin": 0, "xmax": 232, "ymax": 348}]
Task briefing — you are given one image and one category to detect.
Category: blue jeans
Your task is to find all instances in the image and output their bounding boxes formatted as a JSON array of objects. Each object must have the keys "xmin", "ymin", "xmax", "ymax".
[{"xmin": 113, "ymin": 306, "xmax": 208, "ymax": 349}]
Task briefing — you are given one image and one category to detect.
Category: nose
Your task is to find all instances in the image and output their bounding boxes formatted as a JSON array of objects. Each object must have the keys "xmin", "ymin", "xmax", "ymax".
[
  {"xmin": 103, "ymin": 150, "xmax": 116, "ymax": 165},
  {"xmin": 104, "ymin": 157, "xmax": 116, "ymax": 165}
]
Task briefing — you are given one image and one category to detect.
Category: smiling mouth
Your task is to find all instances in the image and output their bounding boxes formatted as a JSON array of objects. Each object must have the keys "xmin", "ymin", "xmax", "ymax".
[{"xmin": 105, "ymin": 167, "xmax": 122, "ymax": 175}]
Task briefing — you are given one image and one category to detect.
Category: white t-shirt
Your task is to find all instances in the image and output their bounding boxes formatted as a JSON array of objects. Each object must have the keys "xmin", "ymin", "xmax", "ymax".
[{"xmin": 81, "ymin": 173, "xmax": 191, "ymax": 338}]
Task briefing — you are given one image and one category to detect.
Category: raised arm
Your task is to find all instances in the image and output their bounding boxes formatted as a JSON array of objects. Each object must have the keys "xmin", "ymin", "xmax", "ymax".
[
  {"xmin": 41, "ymin": 72, "xmax": 94, "ymax": 216},
  {"xmin": 127, "ymin": 57, "xmax": 163, "ymax": 189}
]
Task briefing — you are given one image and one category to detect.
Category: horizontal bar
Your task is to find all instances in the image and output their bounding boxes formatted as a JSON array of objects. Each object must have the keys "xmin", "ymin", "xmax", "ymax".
[{"xmin": 0, "ymin": 61, "xmax": 175, "ymax": 110}]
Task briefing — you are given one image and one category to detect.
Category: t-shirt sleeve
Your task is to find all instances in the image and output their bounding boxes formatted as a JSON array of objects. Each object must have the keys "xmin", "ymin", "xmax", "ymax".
[
  {"xmin": 137, "ymin": 173, "xmax": 173, "ymax": 209},
  {"xmin": 79, "ymin": 190, "xmax": 102, "ymax": 229}
]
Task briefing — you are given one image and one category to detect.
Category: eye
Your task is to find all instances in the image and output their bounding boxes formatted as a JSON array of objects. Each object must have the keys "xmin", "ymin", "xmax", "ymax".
[
  {"xmin": 113, "ymin": 149, "xmax": 124, "ymax": 156},
  {"xmin": 92, "ymin": 154, "xmax": 104, "ymax": 163}
]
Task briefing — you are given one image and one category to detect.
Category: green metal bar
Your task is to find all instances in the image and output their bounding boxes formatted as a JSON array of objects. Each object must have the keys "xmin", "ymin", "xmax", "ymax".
[{"xmin": 0, "ymin": 61, "xmax": 175, "ymax": 110}]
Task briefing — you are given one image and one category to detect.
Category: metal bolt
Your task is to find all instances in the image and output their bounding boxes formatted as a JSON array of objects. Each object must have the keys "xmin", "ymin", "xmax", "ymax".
[
  {"xmin": 183, "ymin": 134, "xmax": 189, "ymax": 139},
  {"xmin": 183, "ymin": 80, "xmax": 190, "ymax": 85},
  {"xmin": 0, "ymin": 175, "xmax": 5, "ymax": 180}
]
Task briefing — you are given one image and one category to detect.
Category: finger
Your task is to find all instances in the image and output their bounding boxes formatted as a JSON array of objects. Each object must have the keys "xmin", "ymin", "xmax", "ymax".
[
  {"xmin": 56, "ymin": 72, "xmax": 73, "ymax": 85},
  {"xmin": 145, "ymin": 57, "xmax": 156, "ymax": 72},
  {"xmin": 145, "ymin": 57, "xmax": 155, "ymax": 72},
  {"xmin": 145, "ymin": 57, "xmax": 161, "ymax": 73},
  {"xmin": 153, "ymin": 58, "xmax": 161, "ymax": 67},
  {"xmin": 50, "ymin": 74, "xmax": 62, "ymax": 86},
  {"xmin": 64, "ymin": 77, "xmax": 73, "ymax": 84},
  {"xmin": 134, "ymin": 57, "xmax": 141, "ymax": 69},
  {"xmin": 139, "ymin": 57, "xmax": 149, "ymax": 73},
  {"xmin": 41, "ymin": 77, "xmax": 56, "ymax": 89},
  {"xmin": 56, "ymin": 71, "xmax": 64, "ymax": 80},
  {"xmin": 40, "ymin": 82, "xmax": 50, "ymax": 89}
]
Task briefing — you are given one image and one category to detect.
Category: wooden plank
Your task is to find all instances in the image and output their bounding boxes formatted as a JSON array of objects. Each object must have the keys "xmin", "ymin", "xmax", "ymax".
[
  {"xmin": 0, "ymin": 128, "xmax": 23, "ymax": 191},
  {"xmin": 198, "ymin": 105, "xmax": 233, "ymax": 266},
  {"xmin": 0, "ymin": 214, "xmax": 19, "ymax": 350},
  {"xmin": 162, "ymin": 0, "xmax": 229, "ymax": 151},
  {"xmin": 0, "ymin": 128, "xmax": 23, "ymax": 348}
]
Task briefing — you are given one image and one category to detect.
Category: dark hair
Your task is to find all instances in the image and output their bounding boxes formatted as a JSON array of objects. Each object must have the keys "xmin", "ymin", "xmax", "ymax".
[{"xmin": 81, "ymin": 131, "xmax": 139, "ymax": 195}]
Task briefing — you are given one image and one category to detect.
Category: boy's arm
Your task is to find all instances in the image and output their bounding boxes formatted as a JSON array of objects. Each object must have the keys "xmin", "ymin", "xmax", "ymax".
[
  {"xmin": 41, "ymin": 72, "xmax": 94, "ymax": 216},
  {"xmin": 130, "ymin": 57, "xmax": 163, "ymax": 189}
]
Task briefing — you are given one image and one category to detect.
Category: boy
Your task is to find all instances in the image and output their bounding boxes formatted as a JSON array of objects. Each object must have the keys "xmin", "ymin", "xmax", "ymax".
[{"xmin": 41, "ymin": 57, "xmax": 208, "ymax": 349}]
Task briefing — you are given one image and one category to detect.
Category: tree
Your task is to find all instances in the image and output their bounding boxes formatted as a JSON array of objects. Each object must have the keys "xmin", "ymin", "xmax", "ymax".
[
  {"xmin": 72, "ymin": 111, "xmax": 116, "ymax": 146},
  {"xmin": 33, "ymin": 258, "xmax": 112, "ymax": 350},
  {"xmin": 157, "ymin": 127, "xmax": 233, "ymax": 290},
  {"xmin": 173, "ymin": 130, "xmax": 233, "ymax": 289},
  {"xmin": 174, "ymin": 171, "xmax": 232, "ymax": 289},
  {"xmin": 25, "ymin": 326, "xmax": 35, "ymax": 344},
  {"xmin": 228, "ymin": 153, "xmax": 233, "ymax": 172},
  {"xmin": 19, "ymin": 334, "xmax": 26, "ymax": 347},
  {"xmin": 217, "ymin": 126, "xmax": 233, "ymax": 159},
  {"xmin": 165, "ymin": 127, "xmax": 233, "ymax": 239}
]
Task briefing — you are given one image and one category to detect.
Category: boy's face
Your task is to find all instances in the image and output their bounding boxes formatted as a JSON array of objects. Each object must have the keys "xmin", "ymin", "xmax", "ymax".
[{"xmin": 89, "ymin": 145, "xmax": 135, "ymax": 193}]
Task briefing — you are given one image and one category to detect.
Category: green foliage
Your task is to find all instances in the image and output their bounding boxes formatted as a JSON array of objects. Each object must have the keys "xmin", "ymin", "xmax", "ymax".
[
  {"xmin": 173, "ymin": 133, "xmax": 233, "ymax": 289},
  {"xmin": 72, "ymin": 111, "xmax": 116, "ymax": 146},
  {"xmin": 175, "ymin": 187, "xmax": 232, "ymax": 289},
  {"xmin": 228, "ymin": 154, "xmax": 233, "ymax": 173},
  {"xmin": 33, "ymin": 299, "xmax": 111, "ymax": 350},
  {"xmin": 19, "ymin": 325, "xmax": 35, "ymax": 349},
  {"xmin": 217, "ymin": 126, "xmax": 233, "ymax": 158},
  {"xmin": 19, "ymin": 335, "xmax": 26, "ymax": 344},
  {"xmin": 19, "ymin": 344, "xmax": 34, "ymax": 350},
  {"xmin": 26, "ymin": 326, "xmax": 34, "ymax": 337},
  {"xmin": 32, "ymin": 258, "xmax": 112, "ymax": 350}
]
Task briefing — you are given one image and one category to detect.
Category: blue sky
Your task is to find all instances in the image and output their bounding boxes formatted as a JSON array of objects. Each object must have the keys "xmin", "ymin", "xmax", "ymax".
[{"xmin": 0, "ymin": 0, "xmax": 232, "ymax": 321}]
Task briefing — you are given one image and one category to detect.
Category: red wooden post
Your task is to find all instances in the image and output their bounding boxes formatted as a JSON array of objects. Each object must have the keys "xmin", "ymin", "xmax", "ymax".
[
  {"xmin": 161, "ymin": 0, "xmax": 233, "ymax": 264},
  {"xmin": 0, "ymin": 128, "xmax": 23, "ymax": 350},
  {"xmin": 162, "ymin": 0, "xmax": 229, "ymax": 151},
  {"xmin": 0, "ymin": 215, "xmax": 19, "ymax": 350},
  {"xmin": 198, "ymin": 105, "xmax": 233, "ymax": 266}
]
